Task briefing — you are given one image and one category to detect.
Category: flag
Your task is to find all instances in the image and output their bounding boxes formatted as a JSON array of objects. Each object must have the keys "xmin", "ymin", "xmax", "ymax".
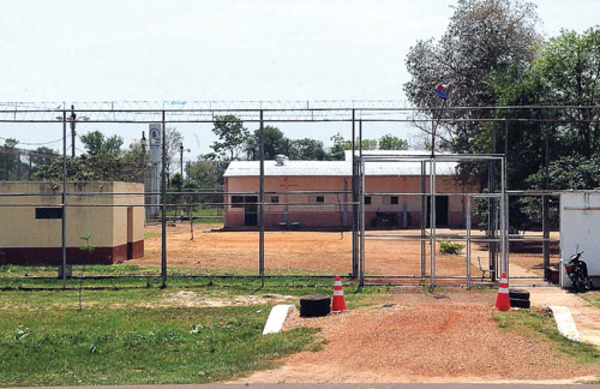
[{"xmin": 434, "ymin": 82, "xmax": 452, "ymax": 99}]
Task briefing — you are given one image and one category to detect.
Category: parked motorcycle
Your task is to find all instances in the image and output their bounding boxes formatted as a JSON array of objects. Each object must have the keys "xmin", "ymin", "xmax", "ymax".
[
  {"xmin": 565, "ymin": 246, "xmax": 593, "ymax": 293},
  {"xmin": 370, "ymin": 211, "xmax": 398, "ymax": 228}
]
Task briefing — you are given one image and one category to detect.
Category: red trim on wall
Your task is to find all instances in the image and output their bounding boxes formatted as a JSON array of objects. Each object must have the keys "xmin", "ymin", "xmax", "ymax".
[{"xmin": 0, "ymin": 240, "xmax": 144, "ymax": 265}]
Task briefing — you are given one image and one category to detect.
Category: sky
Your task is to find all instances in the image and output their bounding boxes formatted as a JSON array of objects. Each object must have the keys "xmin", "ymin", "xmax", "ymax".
[{"xmin": 0, "ymin": 0, "xmax": 598, "ymax": 159}]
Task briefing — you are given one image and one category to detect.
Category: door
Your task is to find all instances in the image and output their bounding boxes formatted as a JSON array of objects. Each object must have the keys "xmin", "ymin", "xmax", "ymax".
[
  {"xmin": 127, "ymin": 207, "xmax": 134, "ymax": 259},
  {"xmin": 426, "ymin": 196, "xmax": 449, "ymax": 227},
  {"xmin": 244, "ymin": 196, "xmax": 258, "ymax": 226},
  {"xmin": 436, "ymin": 196, "xmax": 449, "ymax": 227}
]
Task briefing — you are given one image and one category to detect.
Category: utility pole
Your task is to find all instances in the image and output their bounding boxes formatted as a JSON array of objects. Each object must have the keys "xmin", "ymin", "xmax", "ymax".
[
  {"xmin": 179, "ymin": 143, "xmax": 184, "ymax": 178},
  {"xmin": 70, "ymin": 105, "xmax": 76, "ymax": 158}
]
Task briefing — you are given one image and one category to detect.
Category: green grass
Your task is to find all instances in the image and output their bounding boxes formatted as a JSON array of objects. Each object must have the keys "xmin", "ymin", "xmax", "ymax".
[
  {"xmin": 144, "ymin": 231, "xmax": 160, "ymax": 239},
  {"xmin": 0, "ymin": 306, "xmax": 320, "ymax": 386},
  {"xmin": 0, "ymin": 276, "xmax": 388, "ymax": 311},
  {"xmin": 581, "ymin": 290, "xmax": 600, "ymax": 309},
  {"xmin": 494, "ymin": 309, "xmax": 600, "ymax": 364},
  {"xmin": 0, "ymin": 275, "xmax": 386, "ymax": 386}
]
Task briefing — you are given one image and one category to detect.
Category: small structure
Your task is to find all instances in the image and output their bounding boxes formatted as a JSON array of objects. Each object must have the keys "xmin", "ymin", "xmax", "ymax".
[
  {"xmin": 223, "ymin": 151, "xmax": 469, "ymax": 229},
  {"xmin": 0, "ymin": 181, "xmax": 144, "ymax": 265},
  {"xmin": 560, "ymin": 191, "xmax": 600, "ymax": 287}
]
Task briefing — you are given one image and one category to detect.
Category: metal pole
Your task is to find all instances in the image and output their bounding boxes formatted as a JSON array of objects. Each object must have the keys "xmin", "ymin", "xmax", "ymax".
[
  {"xmin": 430, "ymin": 158, "xmax": 436, "ymax": 286},
  {"xmin": 259, "ymin": 110, "xmax": 265, "ymax": 286},
  {"xmin": 543, "ymin": 125, "xmax": 550, "ymax": 280},
  {"xmin": 179, "ymin": 145, "xmax": 184, "ymax": 175},
  {"xmin": 359, "ymin": 157, "xmax": 366, "ymax": 286},
  {"xmin": 501, "ymin": 157, "xmax": 508, "ymax": 278},
  {"xmin": 70, "ymin": 105, "xmax": 76, "ymax": 158},
  {"xmin": 359, "ymin": 119, "xmax": 363, "ymax": 156},
  {"xmin": 160, "ymin": 111, "xmax": 167, "ymax": 288},
  {"xmin": 420, "ymin": 161, "xmax": 426, "ymax": 278},
  {"xmin": 61, "ymin": 108, "xmax": 67, "ymax": 289},
  {"xmin": 466, "ymin": 195, "xmax": 472, "ymax": 288},
  {"xmin": 351, "ymin": 109, "xmax": 358, "ymax": 279},
  {"xmin": 489, "ymin": 123, "xmax": 497, "ymax": 281}
]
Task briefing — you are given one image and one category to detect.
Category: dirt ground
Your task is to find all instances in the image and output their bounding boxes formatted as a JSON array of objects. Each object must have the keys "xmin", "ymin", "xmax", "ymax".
[
  {"xmin": 133, "ymin": 224, "xmax": 553, "ymax": 279},
  {"xmin": 234, "ymin": 290, "xmax": 600, "ymax": 384}
]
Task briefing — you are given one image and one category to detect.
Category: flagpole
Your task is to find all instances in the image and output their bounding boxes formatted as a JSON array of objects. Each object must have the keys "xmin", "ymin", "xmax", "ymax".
[{"xmin": 431, "ymin": 83, "xmax": 451, "ymax": 157}]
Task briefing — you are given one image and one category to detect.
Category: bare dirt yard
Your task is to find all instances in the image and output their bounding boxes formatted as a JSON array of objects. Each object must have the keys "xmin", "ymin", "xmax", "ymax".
[
  {"xmin": 234, "ymin": 289, "xmax": 600, "ymax": 384},
  {"xmin": 134, "ymin": 224, "xmax": 553, "ymax": 279}
]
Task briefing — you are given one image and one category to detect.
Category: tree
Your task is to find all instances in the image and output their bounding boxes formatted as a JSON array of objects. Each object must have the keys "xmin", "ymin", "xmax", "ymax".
[
  {"xmin": 0, "ymin": 138, "xmax": 20, "ymax": 180},
  {"xmin": 209, "ymin": 115, "xmax": 249, "ymax": 161},
  {"xmin": 289, "ymin": 138, "xmax": 326, "ymax": 160},
  {"xmin": 378, "ymin": 134, "xmax": 409, "ymax": 150},
  {"xmin": 34, "ymin": 130, "xmax": 144, "ymax": 183},
  {"xmin": 80, "ymin": 131, "xmax": 123, "ymax": 157},
  {"xmin": 404, "ymin": 0, "xmax": 541, "ymax": 153},
  {"xmin": 531, "ymin": 28, "xmax": 600, "ymax": 158},
  {"xmin": 244, "ymin": 126, "xmax": 291, "ymax": 160},
  {"xmin": 164, "ymin": 127, "xmax": 183, "ymax": 181},
  {"xmin": 185, "ymin": 159, "xmax": 222, "ymax": 205}
]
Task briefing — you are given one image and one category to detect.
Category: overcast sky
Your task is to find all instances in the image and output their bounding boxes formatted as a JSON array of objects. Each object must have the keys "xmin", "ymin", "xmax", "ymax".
[{"xmin": 0, "ymin": 0, "xmax": 598, "ymax": 157}]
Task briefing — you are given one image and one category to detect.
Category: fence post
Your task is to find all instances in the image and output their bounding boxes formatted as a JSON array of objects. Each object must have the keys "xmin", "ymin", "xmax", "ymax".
[{"xmin": 161, "ymin": 110, "xmax": 167, "ymax": 288}]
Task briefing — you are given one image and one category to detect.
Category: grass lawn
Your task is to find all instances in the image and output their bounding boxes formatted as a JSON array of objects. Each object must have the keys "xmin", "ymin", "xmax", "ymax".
[
  {"xmin": 0, "ymin": 306, "xmax": 319, "ymax": 386},
  {"xmin": 0, "ymin": 276, "xmax": 385, "ymax": 386},
  {"xmin": 494, "ymin": 309, "xmax": 600, "ymax": 364}
]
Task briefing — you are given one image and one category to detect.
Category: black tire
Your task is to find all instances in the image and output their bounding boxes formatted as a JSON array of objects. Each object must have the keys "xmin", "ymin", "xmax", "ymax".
[
  {"xmin": 510, "ymin": 298, "xmax": 531, "ymax": 309},
  {"xmin": 299, "ymin": 295, "xmax": 331, "ymax": 318},
  {"xmin": 509, "ymin": 289, "xmax": 530, "ymax": 300},
  {"xmin": 575, "ymin": 279, "xmax": 587, "ymax": 293}
]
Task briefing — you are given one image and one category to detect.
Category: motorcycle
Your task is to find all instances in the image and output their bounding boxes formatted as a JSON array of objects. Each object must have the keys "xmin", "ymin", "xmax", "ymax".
[
  {"xmin": 370, "ymin": 211, "xmax": 398, "ymax": 228},
  {"xmin": 565, "ymin": 246, "xmax": 593, "ymax": 293}
]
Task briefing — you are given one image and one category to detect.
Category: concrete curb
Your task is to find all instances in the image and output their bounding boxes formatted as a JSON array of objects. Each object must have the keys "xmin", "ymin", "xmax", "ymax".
[
  {"xmin": 262, "ymin": 304, "xmax": 296, "ymax": 335},
  {"xmin": 548, "ymin": 305, "xmax": 581, "ymax": 342}
]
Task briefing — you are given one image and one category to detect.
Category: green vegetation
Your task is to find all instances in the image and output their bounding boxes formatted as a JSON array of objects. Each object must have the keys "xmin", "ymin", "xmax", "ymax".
[
  {"xmin": 0, "ymin": 275, "xmax": 387, "ymax": 386},
  {"xmin": 439, "ymin": 241, "xmax": 464, "ymax": 255},
  {"xmin": 494, "ymin": 310, "xmax": 600, "ymax": 364},
  {"xmin": 144, "ymin": 231, "xmax": 160, "ymax": 239},
  {"xmin": 580, "ymin": 291, "xmax": 600, "ymax": 310},
  {"xmin": 0, "ymin": 275, "xmax": 387, "ymax": 310},
  {"xmin": 0, "ymin": 306, "xmax": 319, "ymax": 386}
]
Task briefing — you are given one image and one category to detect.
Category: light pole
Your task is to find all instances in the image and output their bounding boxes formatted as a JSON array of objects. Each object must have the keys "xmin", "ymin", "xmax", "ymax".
[
  {"xmin": 179, "ymin": 143, "xmax": 184, "ymax": 178},
  {"xmin": 67, "ymin": 105, "xmax": 89, "ymax": 157}
]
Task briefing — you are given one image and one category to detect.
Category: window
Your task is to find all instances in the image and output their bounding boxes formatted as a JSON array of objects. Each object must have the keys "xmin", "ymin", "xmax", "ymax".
[
  {"xmin": 231, "ymin": 196, "xmax": 244, "ymax": 208},
  {"xmin": 35, "ymin": 208, "xmax": 63, "ymax": 219},
  {"xmin": 391, "ymin": 196, "xmax": 399, "ymax": 205},
  {"xmin": 271, "ymin": 196, "xmax": 279, "ymax": 203},
  {"xmin": 316, "ymin": 196, "xmax": 325, "ymax": 203},
  {"xmin": 364, "ymin": 196, "xmax": 371, "ymax": 205}
]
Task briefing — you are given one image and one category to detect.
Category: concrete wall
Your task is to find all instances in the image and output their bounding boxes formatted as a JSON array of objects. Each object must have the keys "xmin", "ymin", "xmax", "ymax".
[
  {"xmin": 560, "ymin": 191, "xmax": 600, "ymax": 286},
  {"xmin": 224, "ymin": 175, "xmax": 468, "ymax": 229},
  {"xmin": 0, "ymin": 181, "xmax": 144, "ymax": 265}
]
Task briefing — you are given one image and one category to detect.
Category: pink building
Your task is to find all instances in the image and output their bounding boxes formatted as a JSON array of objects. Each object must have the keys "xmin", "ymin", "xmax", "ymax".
[{"xmin": 223, "ymin": 152, "xmax": 470, "ymax": 229}]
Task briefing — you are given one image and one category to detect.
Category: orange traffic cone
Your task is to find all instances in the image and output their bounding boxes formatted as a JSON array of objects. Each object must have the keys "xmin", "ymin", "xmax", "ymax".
[
  {"xmin": 331, "ymin": 275, "xmax": 348, "ymax": 313},
  {"xmin": 494, "ymin": 272, "xmax": 511, "ymax": 311}
]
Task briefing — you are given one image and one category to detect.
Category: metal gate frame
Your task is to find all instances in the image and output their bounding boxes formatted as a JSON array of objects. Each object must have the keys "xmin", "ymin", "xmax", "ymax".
[{"xmin": 357, "ymin": 153, "xmax": 507, "ymax": 287}]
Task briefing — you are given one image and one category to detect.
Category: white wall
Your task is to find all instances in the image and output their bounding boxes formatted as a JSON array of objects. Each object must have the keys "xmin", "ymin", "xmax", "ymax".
[{"xmin": 560, "ymin": 192, "xmax": 600, "ymax": 286}]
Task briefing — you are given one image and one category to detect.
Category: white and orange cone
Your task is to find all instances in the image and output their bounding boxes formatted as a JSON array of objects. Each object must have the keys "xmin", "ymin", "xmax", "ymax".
[
  {"xmin": 331, "ymin": 275, "xmax": 348, "ymax": 313},
  {"xmin": 494, "ymin": 272, "xmax": 511, "ymax": 311}
]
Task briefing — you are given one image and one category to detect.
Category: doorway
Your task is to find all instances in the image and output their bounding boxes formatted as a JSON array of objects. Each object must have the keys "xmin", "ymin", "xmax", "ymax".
[{"xmin": 244, "ymin": 196, "xmax": 258, "ymax": 226}]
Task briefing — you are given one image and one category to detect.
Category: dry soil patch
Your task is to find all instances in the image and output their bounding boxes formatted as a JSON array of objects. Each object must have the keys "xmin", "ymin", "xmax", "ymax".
[{"xmin": 235, "ymin": 289, "xmax": 600, "ymax": 384}]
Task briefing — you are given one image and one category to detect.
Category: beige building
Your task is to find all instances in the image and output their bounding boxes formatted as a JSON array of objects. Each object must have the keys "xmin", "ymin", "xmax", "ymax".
[
  {"xmin": 224, "ymin": 152, "xmax": 470, "ymax": 229},
  {"xmin": 0, "ymin": 181, "xmax": 144, "ymax": 265}
]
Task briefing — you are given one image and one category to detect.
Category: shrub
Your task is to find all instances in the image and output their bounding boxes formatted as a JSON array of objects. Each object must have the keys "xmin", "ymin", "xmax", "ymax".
[{"xmin": 439, "ymin": 241, "xmax": 464, "ymax": 255}]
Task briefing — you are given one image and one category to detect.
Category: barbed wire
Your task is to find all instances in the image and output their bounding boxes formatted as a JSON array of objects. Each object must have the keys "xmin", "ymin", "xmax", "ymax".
[{"xmin": 0, "ymin": 100, "xmax": 597, "ymax": 123}]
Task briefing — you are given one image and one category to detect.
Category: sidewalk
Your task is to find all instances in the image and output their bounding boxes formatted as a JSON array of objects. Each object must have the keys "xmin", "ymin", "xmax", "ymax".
[{"xmin": 525, "ymin": 286, "xmax": 600, "ymax": 347}]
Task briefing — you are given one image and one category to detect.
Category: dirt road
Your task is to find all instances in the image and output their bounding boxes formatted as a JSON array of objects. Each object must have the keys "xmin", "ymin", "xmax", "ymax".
[{"xmin": 235, "ymin": 290, "xmax": 600, "ymax": 384}]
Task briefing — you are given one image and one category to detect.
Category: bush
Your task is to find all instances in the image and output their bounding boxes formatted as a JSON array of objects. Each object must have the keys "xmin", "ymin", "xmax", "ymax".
[{"xmin": 439, "ymin": 241, "xmax": 464, "ymax": 255}]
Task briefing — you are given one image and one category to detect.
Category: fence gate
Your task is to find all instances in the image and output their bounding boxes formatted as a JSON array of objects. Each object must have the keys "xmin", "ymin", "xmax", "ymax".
[{"xmin": 357, "ymin": 154, "xmax": 507, "ymax": 287}]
